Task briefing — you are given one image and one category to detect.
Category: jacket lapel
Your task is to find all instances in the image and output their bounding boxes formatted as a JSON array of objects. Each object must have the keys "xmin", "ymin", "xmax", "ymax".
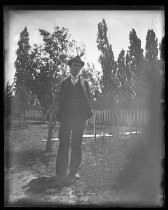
[
  {"xmin": 79, "ymin": 76, "xmax": 84, "ymax": 89},
  {"xmin": 64, "ymin": 76, "xmax": 71, "ymax": 88},
  {"xmin": 80, "ymin": 76, "xmax": 91, "ymax": 106}
]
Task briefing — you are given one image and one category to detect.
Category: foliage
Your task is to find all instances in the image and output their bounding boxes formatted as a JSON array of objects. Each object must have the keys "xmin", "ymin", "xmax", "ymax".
[
  {"xmin": 143, "ymin": 29, "xmax": 159, "ymax": 83},
  {"xmin": 29, "ymin": 26, "xmax": 71, "ymax": 151},
  {"xmin": 115, "ymin": 49, "xmax": 133, "ymax": 108},
  {"xmin": 117, "ymin": 49, "xmax": 127, "ymax": 87},
  {"xmin": 81, "ymin": 62, "xmax": 101, "ymax": 108},
  {"xmin": 127, "ymin": 29, "xmax": 144, "ymax": 79},
  {"xmin": 117, "ymin": 28, "xmax": 144, "ymax": 106},
  {"xmin": 28, "ymin": 26, "xmax": 90, "ymax": 151},
  {"xmin": 67, "ymin": 39, "xmax": 86, "ymax": 59},
  {"xmin": 138, "ymin": 29, "xmax": 159, "ymax": 92},
  {"xmin": 13, "ymin": 87, "xmax": 29, "ymax": 119},
  {"xmin": 4, "ymin": 82, "xmax": 13, "ymax": 118},
  {"xmin": 145, "ymin": 29, "xmax": 158, "ymax": 63},
  {"xmin": 96, "ymin": 25, "xmax": 160, "ymax": 110},
  {"xmin": 14, "ymin": 27, "xmax": 31, "ymax": 89},
  {"xmin": 96, "ymin": 23, "xmax": 149, "ymax": 109},
  {"xmin": 133, "ymin": 29, "xmax": 160, "ymax": 108},
  {"xmin": 27, "ymin": 27, "xmax": 70, "ymax": 119},
  {"xmin": 13, "ymin": 24, "xmax": 95, "ymax": 151},
  {"xmin": 14, "ymin": 27, "xmax": 32, "ymax": 119},
  {"xmin": 97, "ymin": 19, "xmax": 117, "ymax": 95},
  {"xmin": 159, "ymin": 35, "xmax": 165, "ymax": 60},
  {"xmin": 97, "ymin": 19, "xmax": 118, "ymax": 108},
  {"xmin": 28, "ymin": 27, "xmax": 88, "ymax": 119},
  {"xmin": 13, "ymin": 21, "xmax": 162, "ymax": 121}
]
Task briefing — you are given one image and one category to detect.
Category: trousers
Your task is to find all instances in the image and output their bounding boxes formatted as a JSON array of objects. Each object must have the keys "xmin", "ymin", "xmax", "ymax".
[{"xmin": 56, "ymin": 116, "xmax": 85, "ymax": 177}]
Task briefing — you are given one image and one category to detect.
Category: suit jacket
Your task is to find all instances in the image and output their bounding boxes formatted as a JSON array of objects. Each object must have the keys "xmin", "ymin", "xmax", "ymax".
[{"xmin": 56, "ymin": 76, "xmax": 93, "ymax": 121}]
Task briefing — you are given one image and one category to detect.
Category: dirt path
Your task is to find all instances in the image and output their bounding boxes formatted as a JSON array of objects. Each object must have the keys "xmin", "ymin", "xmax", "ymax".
[{"xmin": 4, "ymin": 123, "xmax": 162, "ymax": 207}]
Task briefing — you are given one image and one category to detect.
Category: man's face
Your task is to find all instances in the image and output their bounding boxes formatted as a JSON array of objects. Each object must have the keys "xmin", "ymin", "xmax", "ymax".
[{"xmin": 70, "ymin": 61, "xmax": 82, "ymax": 77}]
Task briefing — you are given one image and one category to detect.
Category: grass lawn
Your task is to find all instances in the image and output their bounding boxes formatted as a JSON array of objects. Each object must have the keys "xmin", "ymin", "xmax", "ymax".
[{"xmin": 4, "ymin": 120, "xmax": 163, "ymax": 207}]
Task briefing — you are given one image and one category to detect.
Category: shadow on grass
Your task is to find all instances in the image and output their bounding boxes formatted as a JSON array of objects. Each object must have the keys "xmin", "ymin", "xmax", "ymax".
[
  {"xmin": 24, "ymin": 176, "xmax": 63, "ymax": 192},
  {"xmin": 5, "ymin": 175, "xmax": 76, "ymax": 206}
]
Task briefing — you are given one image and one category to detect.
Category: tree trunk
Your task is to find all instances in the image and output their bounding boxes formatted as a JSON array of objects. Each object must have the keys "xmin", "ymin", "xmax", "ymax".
[
  {"xmin": 45, "ymin": 108, "xmax": 55, "ymax": 152},
  {"xmin": 20, "ymin": 112, "xmax": 25, "ymax": 123}
]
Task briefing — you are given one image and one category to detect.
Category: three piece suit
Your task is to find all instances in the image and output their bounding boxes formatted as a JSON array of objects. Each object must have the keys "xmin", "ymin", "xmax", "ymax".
[{"xmin": 56, "ymin": 75, "xmax": 93, "ymax": 177}]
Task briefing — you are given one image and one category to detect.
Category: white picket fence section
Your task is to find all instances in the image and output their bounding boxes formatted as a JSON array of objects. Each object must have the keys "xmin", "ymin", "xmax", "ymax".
[
  {"xmin": 88, "ymin": 109, "xmax": 150, "ymax": 128},
  {"xmin": 25, "ymin": 110, "xmax": 42, "ymax": 121},
  {"xmin": 25, "ymin": 108, "xmax": 150, "ymax": 128}
]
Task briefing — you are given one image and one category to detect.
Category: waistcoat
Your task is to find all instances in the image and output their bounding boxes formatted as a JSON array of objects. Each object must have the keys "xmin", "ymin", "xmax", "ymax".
[{"xmin": 63, "ymin": 79, "xmax": 89, "ymax": 119}]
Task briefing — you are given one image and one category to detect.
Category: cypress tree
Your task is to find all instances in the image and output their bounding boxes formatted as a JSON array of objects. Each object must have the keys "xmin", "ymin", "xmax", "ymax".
[{"xmin": 14, "ymin": 27, "xmax": 31, "ymax": 120}]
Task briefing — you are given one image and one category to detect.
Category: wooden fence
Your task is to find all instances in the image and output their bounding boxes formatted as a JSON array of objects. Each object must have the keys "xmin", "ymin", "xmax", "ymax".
[
  {"xmin": 88, "ymin": 109, "xmax": 150, "ymax": 128},
  {"xmin": 25, "ymin": 109, "xmax": 150, "ymax": 128},
  {"xmin": 25, "ymin": 110, "xmax": 42, "ymax": 121}
]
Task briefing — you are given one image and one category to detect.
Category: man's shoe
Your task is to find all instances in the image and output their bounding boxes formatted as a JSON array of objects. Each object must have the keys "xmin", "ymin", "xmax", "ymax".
[
  {"xmin": 53, "ymin": 175, "xmax": 67, "ymax": 187},
  {"xmin": 62, "ymin": 174, "xmax": 76, "ymax": 185},
  {"xmin": 66, "ymin": 174, "xmax": 75, "ymax": 181},
  {"xmin": 66, "ymin": 173, "xmax": 80, "ymax": 179}
]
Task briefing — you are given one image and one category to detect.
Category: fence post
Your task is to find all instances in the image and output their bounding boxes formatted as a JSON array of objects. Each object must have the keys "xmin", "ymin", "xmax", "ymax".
[
  {"xmin": 136, "ymin": 109, "xmax": 138, "ymax": 134},
  {"xmin": 116, "ymin": 109, "xmax": 119, "ymax": 140},
  {"xmin": 94, "ymin": 111, "xmax": 96, "ymax": 142}
]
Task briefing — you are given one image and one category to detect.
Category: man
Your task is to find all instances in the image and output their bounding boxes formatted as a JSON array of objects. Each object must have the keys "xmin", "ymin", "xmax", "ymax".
[{"xmin": 56, "ymin": 55, "xmax": 93, "ymax": 185}]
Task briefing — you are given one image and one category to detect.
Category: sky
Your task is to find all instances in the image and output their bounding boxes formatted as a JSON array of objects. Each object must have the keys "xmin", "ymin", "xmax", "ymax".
[{"xmin": 4, "ymin": 9, "xmax": 165, "ymax": 85}]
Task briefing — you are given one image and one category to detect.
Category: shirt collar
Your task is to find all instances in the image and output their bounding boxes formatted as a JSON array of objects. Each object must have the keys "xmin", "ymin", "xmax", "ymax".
[{"xmin": 70, "ymin": 74, "xmax": 80, "ymax": 81}]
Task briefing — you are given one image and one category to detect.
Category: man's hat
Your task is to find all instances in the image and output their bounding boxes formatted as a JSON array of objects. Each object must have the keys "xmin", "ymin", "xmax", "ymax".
[{"xmin": 68, "ymin": 55, "xmax": 85, "ymax": 67}]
